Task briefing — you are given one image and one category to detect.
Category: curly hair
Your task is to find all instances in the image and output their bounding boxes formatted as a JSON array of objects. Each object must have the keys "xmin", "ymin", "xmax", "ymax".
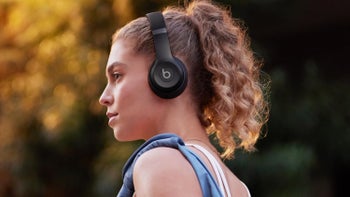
[{"xmin": 113, "ymin": 0, "xmax": 269, "ymax": 159}]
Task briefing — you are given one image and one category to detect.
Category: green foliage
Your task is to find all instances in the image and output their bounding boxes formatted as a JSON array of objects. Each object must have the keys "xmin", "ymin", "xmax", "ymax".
[
  {"xmin": 230, "ymin": 143, "xmax": 315, "ymax": 197},
  {"xmin": 228, "ymin": 61, "xmax": 350, "ymax": 196}
]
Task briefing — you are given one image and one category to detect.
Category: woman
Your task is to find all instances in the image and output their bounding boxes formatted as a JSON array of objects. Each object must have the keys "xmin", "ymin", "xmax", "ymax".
[{"xmin": 99, "ymin": 0, "xmax": 269, "ymax": 196}]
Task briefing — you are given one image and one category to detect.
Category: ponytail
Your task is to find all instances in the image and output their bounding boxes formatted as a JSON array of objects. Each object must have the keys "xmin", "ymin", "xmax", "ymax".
[{"xmin": 186, "ymin": 1, "xmax": 269, "ymax": 159}]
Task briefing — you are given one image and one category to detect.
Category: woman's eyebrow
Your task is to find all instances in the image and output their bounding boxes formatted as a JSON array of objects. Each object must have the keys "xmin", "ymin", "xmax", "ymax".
[{"xmin": 106, "ymin": 62, "xmax": 127, "ymax": 75}]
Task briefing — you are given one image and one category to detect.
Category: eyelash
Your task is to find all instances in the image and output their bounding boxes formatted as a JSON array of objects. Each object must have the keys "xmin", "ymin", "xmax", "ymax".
[{"xmin": 111, "ymin": 72, "xmax": 121, "ymax": 80}]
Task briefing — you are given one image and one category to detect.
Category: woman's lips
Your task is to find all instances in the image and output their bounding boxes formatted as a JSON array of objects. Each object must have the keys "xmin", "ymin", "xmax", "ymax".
[
  {"xmin": 106, "ymin": 112, "xmax": 118, "ymax": 126},
  {"xmin": 106, "ymin": 112, "xmax": 118, "ymax": 118}
]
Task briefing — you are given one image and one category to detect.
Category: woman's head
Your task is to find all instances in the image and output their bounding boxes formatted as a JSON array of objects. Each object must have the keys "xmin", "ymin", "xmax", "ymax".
[
  {"xmin": 100, "ymin": 39, "xmax": 170, "ymax": 141},
  {"xmin": 104, "ymin": 0, "xmax": 269, "ymax": 159}
]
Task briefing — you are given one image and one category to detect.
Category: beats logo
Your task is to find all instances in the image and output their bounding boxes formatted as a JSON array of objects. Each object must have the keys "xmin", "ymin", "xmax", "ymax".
[{"xmin": 161, "ymin": 68, "xmax": 172, "ymax": 81}]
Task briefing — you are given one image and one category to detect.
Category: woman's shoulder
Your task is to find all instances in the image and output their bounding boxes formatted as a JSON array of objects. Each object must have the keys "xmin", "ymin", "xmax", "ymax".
[
  {"xmin": 133, "ymin": 147, "xmax": 202, "ymax": 196},
  {"xmin": 134, "ymin": 147, "xmax": 190, "ymax": 174}
]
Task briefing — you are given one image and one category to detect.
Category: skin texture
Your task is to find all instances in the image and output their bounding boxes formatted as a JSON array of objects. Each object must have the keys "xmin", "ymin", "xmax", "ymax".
[
  {"xmin": 99, "ymin": 39, "xmax": 249, "ymax": 196},
  {"xmin": 133, "ymin": 147, "xmax": 202, "ymax": 197},
  {"xmin": 100, "ymin": 40, "xmax": 165, "ymax": 141}
]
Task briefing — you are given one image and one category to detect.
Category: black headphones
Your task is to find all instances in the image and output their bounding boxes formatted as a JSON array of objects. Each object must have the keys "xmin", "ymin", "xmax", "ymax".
[{"xmin": 146, "ymin": 12, "xmax": 188, "ymax": 99}]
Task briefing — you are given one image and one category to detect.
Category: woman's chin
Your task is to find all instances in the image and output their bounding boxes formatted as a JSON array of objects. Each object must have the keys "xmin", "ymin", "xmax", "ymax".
[{"xmin": 113, "ymin": 129, "xmax": 137, "ymax": 142}]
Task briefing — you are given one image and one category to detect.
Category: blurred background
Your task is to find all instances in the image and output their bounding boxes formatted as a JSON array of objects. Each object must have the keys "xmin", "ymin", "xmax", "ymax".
[{"xmin": 0, "ymin": 0, "xmax": 349, "ymax": 196}]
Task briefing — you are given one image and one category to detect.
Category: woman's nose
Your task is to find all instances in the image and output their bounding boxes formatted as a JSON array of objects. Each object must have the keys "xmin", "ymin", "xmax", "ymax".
[{"xmin": 99, "ymin": 87, "xmax": 113, "ymax": 106}]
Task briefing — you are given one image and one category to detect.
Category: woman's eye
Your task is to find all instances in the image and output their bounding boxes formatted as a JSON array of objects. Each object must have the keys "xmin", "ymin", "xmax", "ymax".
[{"xmin": 112, "ymin": 72, "xmax": 121, "ymax": 80}]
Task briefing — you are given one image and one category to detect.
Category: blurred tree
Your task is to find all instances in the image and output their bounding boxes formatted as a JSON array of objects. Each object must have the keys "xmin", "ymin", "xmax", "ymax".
[
  {"xmin": 0, "ymin": 0, "xmax": 113, "ymax": 196},
  {"xmin": 230, "ymin": 63, "xmax": 350, "ymax": 196}
]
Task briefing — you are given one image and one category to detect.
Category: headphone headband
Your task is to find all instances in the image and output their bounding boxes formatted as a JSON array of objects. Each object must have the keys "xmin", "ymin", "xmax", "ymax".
[{"xmin": 146, "ymin": 12, "xmax": 173, "ymax": 60}]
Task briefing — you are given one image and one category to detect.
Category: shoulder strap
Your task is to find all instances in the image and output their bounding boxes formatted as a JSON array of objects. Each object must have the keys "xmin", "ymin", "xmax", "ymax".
[
  {"xmin": 241, "ymin": 181, "xmax": 252, "ymax": 197},
  {"xmin": 186, "ymin": 143, "xmax": 232, "ymax": 197},
  {"xmin": 117, "ymin": 133, "xmax": 224, "ymax": 197}
]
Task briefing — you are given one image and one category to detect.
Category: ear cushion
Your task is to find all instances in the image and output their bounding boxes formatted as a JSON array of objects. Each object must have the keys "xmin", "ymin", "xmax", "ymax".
[{"xmin": 148, "ymin": 57, "xmax": 188, "ymax": 99}]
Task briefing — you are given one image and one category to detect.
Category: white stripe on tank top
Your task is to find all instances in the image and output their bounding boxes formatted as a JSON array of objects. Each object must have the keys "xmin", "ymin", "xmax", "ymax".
[{"xmin": 186, "ymin": 143, "xmax": 251, "ymax": 197}]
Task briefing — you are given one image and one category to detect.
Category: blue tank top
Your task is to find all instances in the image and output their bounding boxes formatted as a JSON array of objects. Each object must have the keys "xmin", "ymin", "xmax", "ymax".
[{"xmin": 117, "ymin": 133, "xmax": 224, "ymax": 197}]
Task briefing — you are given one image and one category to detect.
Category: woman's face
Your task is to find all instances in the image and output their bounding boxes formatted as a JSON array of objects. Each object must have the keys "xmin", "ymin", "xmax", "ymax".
[{"xmin": 99, "ymin": 39, "xmax": 165, "ymax": 141}]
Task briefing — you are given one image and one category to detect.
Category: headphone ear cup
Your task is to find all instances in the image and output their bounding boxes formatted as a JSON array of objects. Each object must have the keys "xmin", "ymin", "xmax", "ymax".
[
  {"xmin": 146, "ymin": 11, "xmax": 188, "ymax": 99},
  {"xmin": 148, "ymin": 58, "xmax": 187, "ymax": 99}
]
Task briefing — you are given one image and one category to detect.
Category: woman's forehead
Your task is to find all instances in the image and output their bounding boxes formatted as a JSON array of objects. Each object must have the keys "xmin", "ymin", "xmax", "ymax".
[{"xmin": 106, "ymin": 40, "xmax": 134, "ymax": 67}]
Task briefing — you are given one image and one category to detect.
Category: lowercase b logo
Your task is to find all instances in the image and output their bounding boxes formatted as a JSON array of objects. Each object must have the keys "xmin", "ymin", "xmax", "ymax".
[{"xmin": 161, "ymin": 68, "xmax": 172, "ymax": 80}]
